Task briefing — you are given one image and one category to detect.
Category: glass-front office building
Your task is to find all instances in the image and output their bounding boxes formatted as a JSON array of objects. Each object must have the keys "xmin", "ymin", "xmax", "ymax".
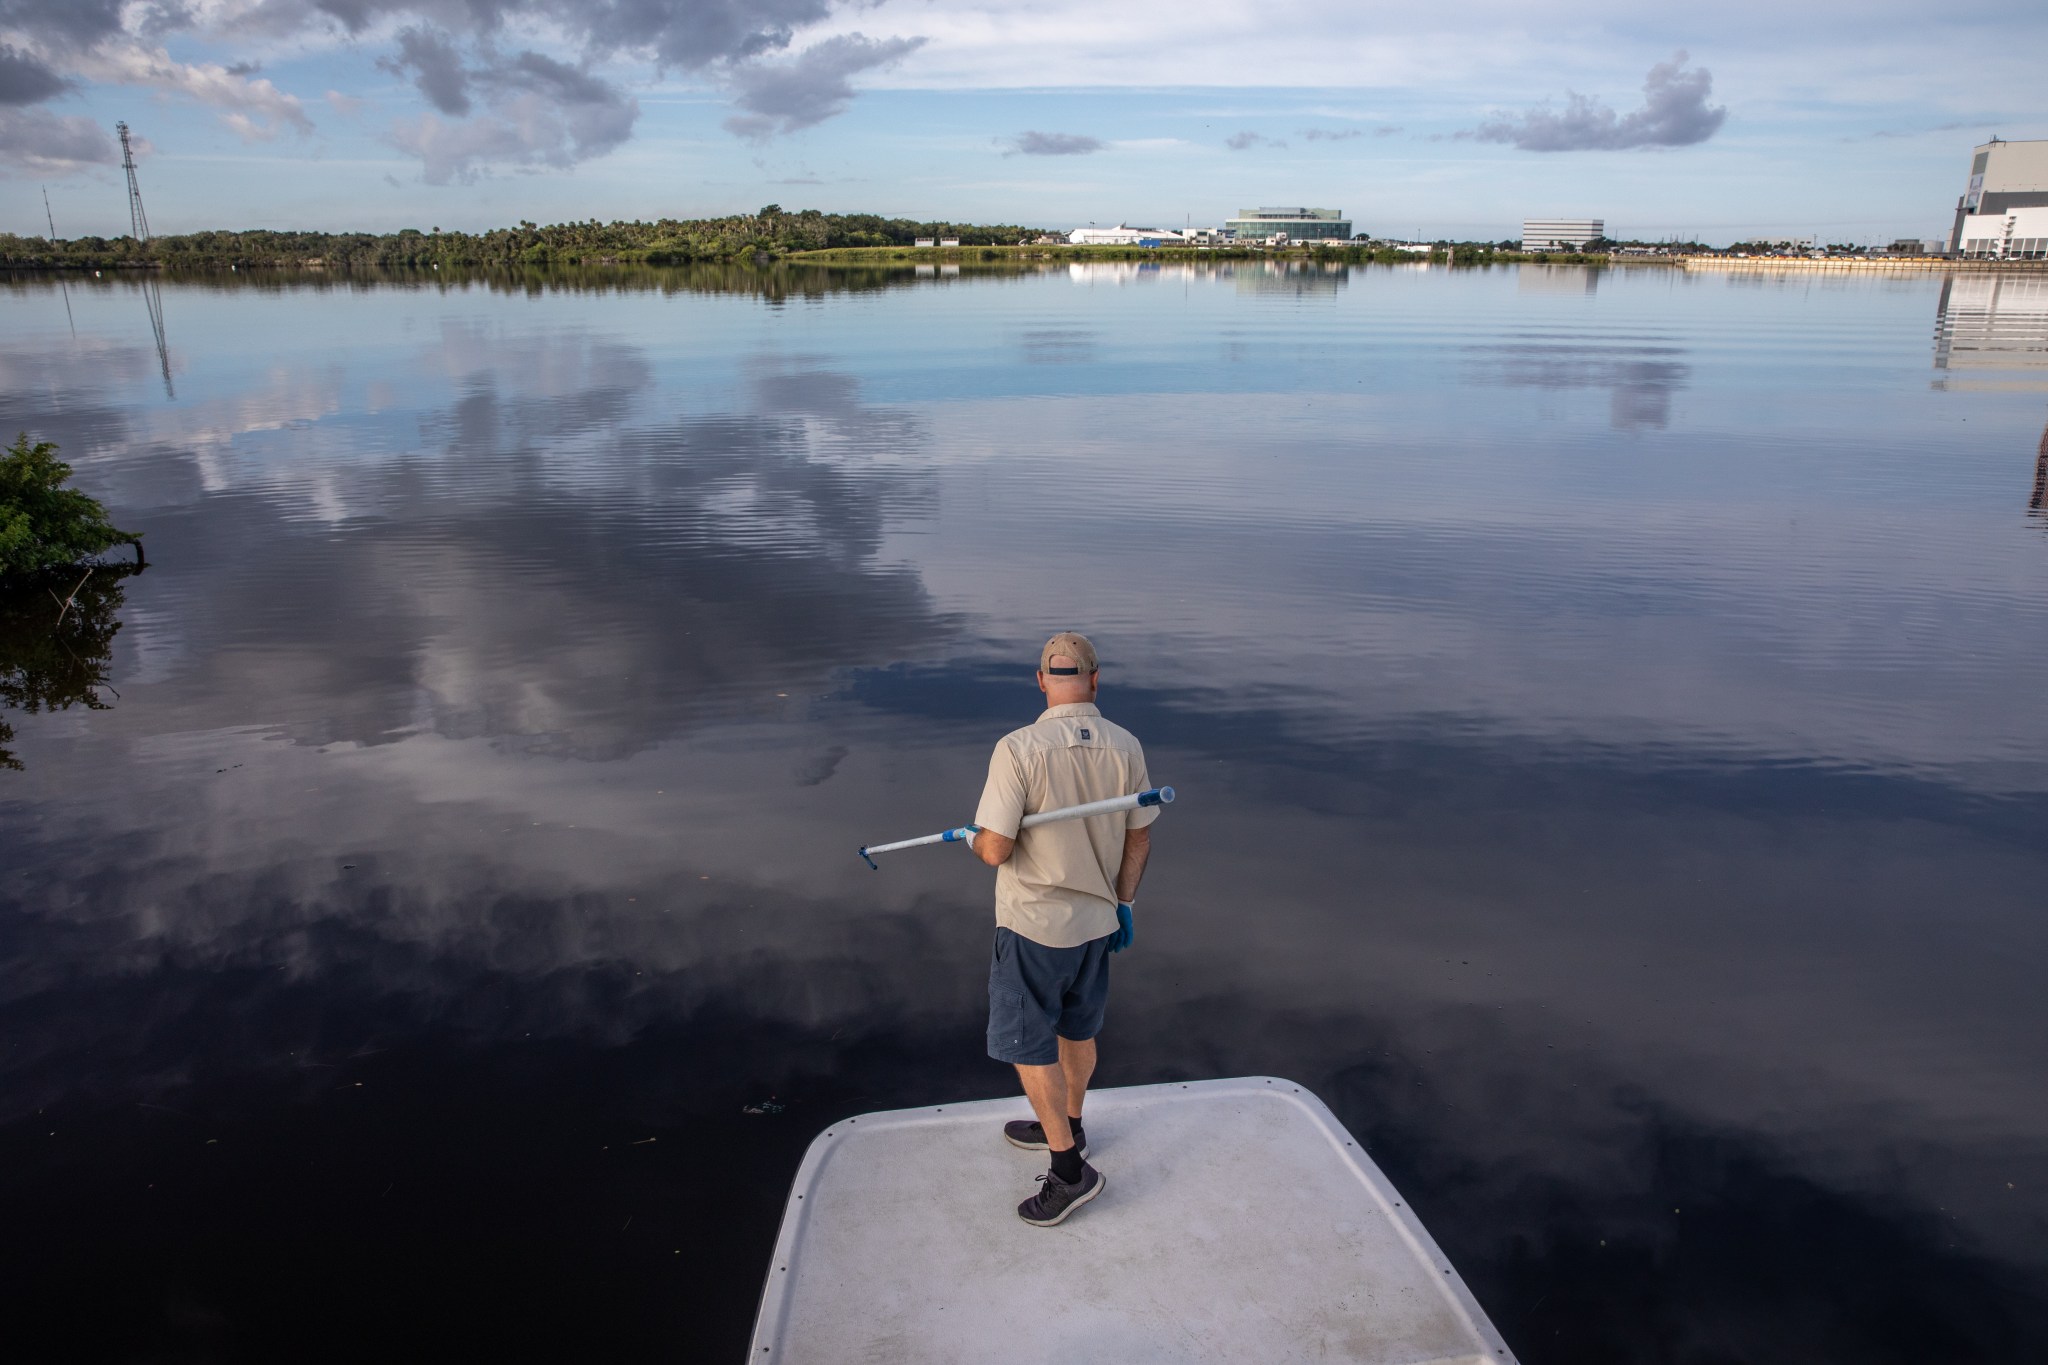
[{"xmin": 1224, "ymin": 208, "xmax": 1353, "ymax": 241}]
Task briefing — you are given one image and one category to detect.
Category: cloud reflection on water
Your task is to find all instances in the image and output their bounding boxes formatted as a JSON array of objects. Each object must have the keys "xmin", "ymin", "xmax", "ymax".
[{"xmin": 35, "ymin": 328, "xmax": 950, "ymax": 758}]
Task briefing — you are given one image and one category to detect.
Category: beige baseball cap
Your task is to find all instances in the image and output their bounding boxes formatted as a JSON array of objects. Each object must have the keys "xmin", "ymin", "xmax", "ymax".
[{"xmin": 1040, "ymin": 631, "xmax": 1099, "ymax": 675}]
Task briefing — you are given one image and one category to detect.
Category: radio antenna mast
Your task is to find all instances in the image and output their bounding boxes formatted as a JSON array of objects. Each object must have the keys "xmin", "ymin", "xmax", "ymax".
[
  {"xmin": 117, "ymin": 121, "xmax": 150, "ymax": 242},
  {"xmin": 114, "ymin": 122, "xmax": 172, "ymax": 395}
]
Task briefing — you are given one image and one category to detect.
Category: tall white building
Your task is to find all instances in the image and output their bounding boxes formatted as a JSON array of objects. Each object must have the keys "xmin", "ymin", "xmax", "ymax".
[
  {"xmin": 1949, "ymin": 139, "xmax": 2048, "ymax": 254},
  {"xmin": 1522, "ymin": 218, "xmax": 1603, "ymax": 251}
]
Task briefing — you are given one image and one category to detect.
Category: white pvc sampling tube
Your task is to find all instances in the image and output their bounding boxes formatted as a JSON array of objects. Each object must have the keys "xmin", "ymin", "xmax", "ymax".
[{"xmin": 858, "ymin": 786, "xmax": 1174, "ymax": 868}]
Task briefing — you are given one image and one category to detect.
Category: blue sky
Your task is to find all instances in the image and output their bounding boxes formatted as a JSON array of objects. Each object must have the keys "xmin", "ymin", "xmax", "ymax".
[{"xmin": 3, "ymin": 0, "xmax": 2044, "ymax": 244}]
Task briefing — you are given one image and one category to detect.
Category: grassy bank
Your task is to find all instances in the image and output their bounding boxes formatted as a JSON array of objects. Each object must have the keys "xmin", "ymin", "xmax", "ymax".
[{"xmin": 791, "ymin": 243, "xmax": 1649, "ymax": 267}]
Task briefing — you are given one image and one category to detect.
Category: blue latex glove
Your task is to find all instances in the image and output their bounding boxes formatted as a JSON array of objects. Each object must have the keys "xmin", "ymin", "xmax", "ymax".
[{"xmin": 1108, "ymin": 901, "xmax": 1135, "ymax": 954}]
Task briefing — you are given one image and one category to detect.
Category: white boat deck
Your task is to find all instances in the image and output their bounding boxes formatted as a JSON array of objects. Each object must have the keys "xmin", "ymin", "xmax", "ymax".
[{"xmin": 749, "ymin": 1077, "xmax": 1518, "ymax": 1364}]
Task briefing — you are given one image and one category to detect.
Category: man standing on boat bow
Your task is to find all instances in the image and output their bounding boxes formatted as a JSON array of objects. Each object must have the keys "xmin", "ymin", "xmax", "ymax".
[{"xmin": 970, "ymin": 632, "xmax": 1156, "ymax": 1226}]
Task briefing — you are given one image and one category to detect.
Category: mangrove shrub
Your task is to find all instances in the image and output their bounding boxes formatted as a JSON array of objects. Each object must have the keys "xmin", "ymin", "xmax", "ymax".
[{"xmin": 0, "ymin": 433, "xmax": 141, "ymax": 579}]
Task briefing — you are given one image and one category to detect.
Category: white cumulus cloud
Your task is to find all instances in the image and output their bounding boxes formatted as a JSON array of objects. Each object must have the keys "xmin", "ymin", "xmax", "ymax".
[
  {"xmin": 1467, "ymin": 52, "xmax": 1728, "ymax": 151},
  {"xmin": 81, "ymin": 43, "xmax": 313, "ymax": 140}
]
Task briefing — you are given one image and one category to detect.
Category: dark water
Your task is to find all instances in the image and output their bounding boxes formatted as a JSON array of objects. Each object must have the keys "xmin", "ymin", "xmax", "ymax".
[{"xmin": 4, "ymin": 262, "xmax": 2047, "ymax": 1363}]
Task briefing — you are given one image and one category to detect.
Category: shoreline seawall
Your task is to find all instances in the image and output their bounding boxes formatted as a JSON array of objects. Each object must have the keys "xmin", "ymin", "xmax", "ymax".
[{"xmin": 1681, "ymin": 255, "xmax": 2048, "ymax": 274}]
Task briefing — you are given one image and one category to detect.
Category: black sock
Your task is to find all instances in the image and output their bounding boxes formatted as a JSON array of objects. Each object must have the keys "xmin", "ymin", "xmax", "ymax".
[
  {"xmin": 1049, "ymin": 1143, "xmax": 1086, "ymax": 1184},
  {"xmin": 1069, "ymin": 1116, "xmax": 1086, "ymax": 1145}
]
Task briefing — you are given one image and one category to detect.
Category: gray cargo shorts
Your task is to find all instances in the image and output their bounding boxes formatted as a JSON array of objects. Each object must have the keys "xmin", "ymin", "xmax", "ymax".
[{"xmin": 986, "ymin": 926, "xmax": 1112, "ymax": 1066}]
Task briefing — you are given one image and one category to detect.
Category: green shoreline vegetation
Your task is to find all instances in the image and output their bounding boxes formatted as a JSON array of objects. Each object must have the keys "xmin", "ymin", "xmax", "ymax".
[{"xmin": 2, "ymin": 206, "xmax": 1668, "ymax": 273}]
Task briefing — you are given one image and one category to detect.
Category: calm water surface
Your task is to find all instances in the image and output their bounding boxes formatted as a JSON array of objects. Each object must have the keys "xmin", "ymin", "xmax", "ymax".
[{"xmin": 3, "ymin": 262, "xmax": 2046, "ymax": 1362}]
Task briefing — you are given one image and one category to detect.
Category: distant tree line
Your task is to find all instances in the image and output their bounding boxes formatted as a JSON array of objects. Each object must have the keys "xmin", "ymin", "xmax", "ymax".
[{"xmin": 0, "ymin": 207, "xmax": 1047, "ymax": 270}]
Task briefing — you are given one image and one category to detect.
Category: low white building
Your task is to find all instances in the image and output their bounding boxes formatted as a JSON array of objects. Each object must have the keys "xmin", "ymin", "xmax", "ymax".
[
  {"xmin": 1068, "ymin": 224, "xmax": 1186, "ymax": 246},
  {"xmin": 913, "ymin": 237, "xmax": 936, "ymax": 248},
  {"xmin": 1957, "ymin": 206, "xmax": 2048, "ymax": 259}
]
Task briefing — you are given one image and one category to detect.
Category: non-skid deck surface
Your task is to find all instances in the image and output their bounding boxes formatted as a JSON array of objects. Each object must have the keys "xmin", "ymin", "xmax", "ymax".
[{"xmin": 749, "ymin": 1077, "xmax": 1516, "ymax": 1364}]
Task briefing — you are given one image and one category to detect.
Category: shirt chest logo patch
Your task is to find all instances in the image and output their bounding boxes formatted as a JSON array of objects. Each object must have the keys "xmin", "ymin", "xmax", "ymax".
[{"xmin": 1079, "ymin": 728, "xmax": 1092, "ymax": 740}]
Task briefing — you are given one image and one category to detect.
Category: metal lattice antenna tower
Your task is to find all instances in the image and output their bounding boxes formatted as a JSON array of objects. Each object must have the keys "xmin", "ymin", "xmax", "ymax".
[{"xmin": 117, "ymin": 121, "xmax": 150, "ymax": 242}]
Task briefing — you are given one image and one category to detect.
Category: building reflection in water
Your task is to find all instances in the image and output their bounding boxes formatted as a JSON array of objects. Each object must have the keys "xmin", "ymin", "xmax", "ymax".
[
  {"xmin": 1930, "ymin": 276, "xmax": 2048, "ymax": 518},
  {"xmin": 1517, "ymin": 264, "xmax": 1600, "ymax": 296},
  {"xmin": 1465, "ymin": 333, "xmax": 1689, "ymax": 430},
  {"xmin": 1058, "ymin": 260, "xmax": 1349, "ymax": 297},
  {"xmin": 1933, "ymin": 274, "xmax": 2048, "ymax": 376},
  {"xmin": 1232, "ymin": 260, "xmax": 1348, "ymax": 297},
  {"xmin": 2033, "ymin": 416, "xmax": 2047, "ymax": 517}
]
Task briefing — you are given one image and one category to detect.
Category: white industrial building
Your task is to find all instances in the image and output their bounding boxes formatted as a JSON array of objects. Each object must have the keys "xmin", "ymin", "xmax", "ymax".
[
  {"xmin": 1522, "ymin": 218, "xmax": 1603, "ymax": 251},
  {"xmin": 1068, "ymin": 224, "xmax": 1187, "ymax": 246},
  {"xmin": 1949, "ymin": 139, "xmax": 2048, "ymax": 255},
  {"xmin": 1957, "ymin": 206, "xmax": 2048, "ymax": 260}
]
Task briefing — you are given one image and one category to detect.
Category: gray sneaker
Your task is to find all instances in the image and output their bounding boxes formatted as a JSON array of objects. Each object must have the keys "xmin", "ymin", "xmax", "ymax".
[
  {"xmin": 1002, "ymin": 1119, "xmax": 1087, "ymax": 1157},
  {"xmin": 1017, "ymin": 1164, "xmax": 1105, "ymax": 1226}
]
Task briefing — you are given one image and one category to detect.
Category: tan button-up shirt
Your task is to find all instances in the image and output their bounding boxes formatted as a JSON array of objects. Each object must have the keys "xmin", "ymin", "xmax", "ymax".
[{"xmin": 974, "ymin": 702, "xmax": 1157, "ymax": 948}]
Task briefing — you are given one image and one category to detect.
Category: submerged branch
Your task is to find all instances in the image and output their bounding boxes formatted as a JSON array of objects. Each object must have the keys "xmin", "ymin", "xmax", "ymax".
[{"xmin": 53, "ymin": 567, "xmax": 91, "ymax": 625}]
